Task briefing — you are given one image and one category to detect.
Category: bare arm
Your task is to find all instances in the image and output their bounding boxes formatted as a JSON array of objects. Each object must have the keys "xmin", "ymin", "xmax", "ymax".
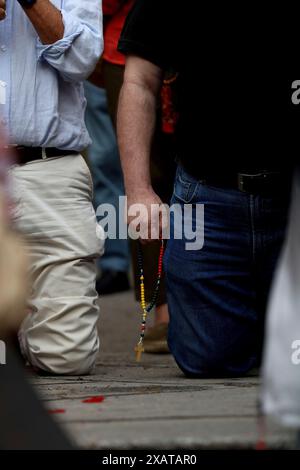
[
  {"xmin": 117, "ymin": 55, "xmax": 165, "ymax": 240},
  {"xmin": 20, "ymin": 0, "xmax": 64, "ymax": 44},
  {"xmin": 22, "ymin": 1, "xmax": 103, "ymax": 82},
  {"xmin": 118, "ymin": 55, "xmax": 162, "ymax": 192}
]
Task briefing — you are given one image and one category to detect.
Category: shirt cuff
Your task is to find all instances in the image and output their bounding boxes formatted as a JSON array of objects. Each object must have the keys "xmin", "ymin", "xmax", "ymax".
[{"xmin": 36, "ymin": 10, "xmax": 84, "ymax": 62}]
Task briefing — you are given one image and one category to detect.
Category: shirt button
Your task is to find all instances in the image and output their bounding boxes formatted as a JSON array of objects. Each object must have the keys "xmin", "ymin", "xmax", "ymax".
[
  {"xmin": 0, "ymin": 45, "xmax": 7, "ymax": 52},
  {"xmin": 1, "ymin": 119, "xmax": 8, "ymax": 126}
]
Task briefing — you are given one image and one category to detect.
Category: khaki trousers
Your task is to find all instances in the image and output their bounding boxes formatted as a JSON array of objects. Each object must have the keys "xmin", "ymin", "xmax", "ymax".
[{"xmin": 10, "ymin": 154, "xmax": 104, "ymax": 375}]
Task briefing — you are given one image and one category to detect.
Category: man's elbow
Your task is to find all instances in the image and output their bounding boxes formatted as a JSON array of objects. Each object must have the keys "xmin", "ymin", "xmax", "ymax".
[
  {"xmin": 62, "ymin": 41, "xmax": 104, "ymax": 82},
  {"xmin": 81, "ymin": 40, "xmax": 104, "ymax": 80},
  {"xmin": 90, "ymin": 40, "xmax": 104, "ymax": 73},
  {"xmin": 123, "ymin": 56, "xmax": 163, "ymax": 97}
]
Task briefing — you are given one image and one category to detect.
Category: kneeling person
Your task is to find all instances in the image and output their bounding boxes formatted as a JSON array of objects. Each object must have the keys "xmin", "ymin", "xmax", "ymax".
[
  {"xmin": 0, "ymin": 0, "xmax": 104, "ymax": 374},
  {"xmin": 117, "ymin": 0, "xmax": 292, "ymax": 377}
]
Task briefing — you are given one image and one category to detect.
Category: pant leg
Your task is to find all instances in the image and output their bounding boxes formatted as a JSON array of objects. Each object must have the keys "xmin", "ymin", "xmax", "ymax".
[
  {"xmin": 164, "ymin": 166, "xmax": 260, "ymax": 377},
  {"xmin": 11, "ymin": 154, "xmax": 104, "ymax": 375},
  {"xmin": 84, "ymin": 80, "xmax": 129, "ymax": 273},
  {"xmin": 253, "ymin": 189, "xmax": 290, "ymax": 362}
]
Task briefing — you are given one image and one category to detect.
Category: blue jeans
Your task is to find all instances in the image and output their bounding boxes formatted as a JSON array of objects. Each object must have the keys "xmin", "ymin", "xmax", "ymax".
[
  {"xmin": 164, "ymin": 165, "xmax": 289, "ymax": 377},
  {"xmin": 84, "ymin": 81, "xmax": 129, "ymax": 273}
]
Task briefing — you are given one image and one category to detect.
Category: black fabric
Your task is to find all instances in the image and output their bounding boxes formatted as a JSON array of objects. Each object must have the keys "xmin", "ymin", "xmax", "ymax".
[
  {"xmin": 16, "ymin": 147, "xmax": 77, "ymax": 165},
  {"xmin": 118, "ymin": 0, "xmax": 299, "ymax": 177},
  {"xmin": 0, "ymin": 340, "xmax": 73, "ymax": 450}
]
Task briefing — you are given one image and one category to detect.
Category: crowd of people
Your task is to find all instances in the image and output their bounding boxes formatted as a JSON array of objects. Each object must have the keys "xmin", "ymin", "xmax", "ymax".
[{"xmin": 0, "ymin": 0, "xmax": 299, "ymax": 441}]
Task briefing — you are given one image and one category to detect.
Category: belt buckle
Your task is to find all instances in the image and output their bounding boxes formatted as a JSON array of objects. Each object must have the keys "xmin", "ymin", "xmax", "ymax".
[
  {"xmin": 42, "ymin": 147, "xmax": 47, "ymax": 159},
  {"xmin": 238, "ymin": 172, "xmax": 269, "ymax": 194},
  {"xmin": 238, "ymin": 173, "xmax": 249, "ymax": 192}
]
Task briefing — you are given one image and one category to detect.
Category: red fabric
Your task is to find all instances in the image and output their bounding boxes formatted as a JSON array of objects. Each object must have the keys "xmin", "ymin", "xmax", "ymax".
[
  {"xmin": 160, "ymin": 81, "xmax": 179, "ymax": 134},
  {"xmin": 103, "ymin": 0, "xmax": 135, "ymax": 66},
  {"xmin": 103, "ymin": 0, "xmax": 122, "ymax": 16},
  {"xmin": 82, "ymin": 395, "xmax": 105, "ymax": 404}
]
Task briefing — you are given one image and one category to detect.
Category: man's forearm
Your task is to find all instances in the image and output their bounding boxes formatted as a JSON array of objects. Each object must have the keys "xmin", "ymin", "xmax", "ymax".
[
  {"xmin": 20, "ymin": 0, "xmax": 64, "ymax": 44},
  {"xmin": 118, "ymin": 80, "xmax": 156, "ymax": 193},
  {"xmin": 117, "ymin": 57, "xmax": 165, "ymax": 239}
]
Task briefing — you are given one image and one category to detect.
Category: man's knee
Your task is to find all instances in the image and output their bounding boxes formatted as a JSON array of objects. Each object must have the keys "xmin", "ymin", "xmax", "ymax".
[
  {"xmin": 170, "ymin": 341, "xmax": 223, "ymax": 377},
  {"xmin": 20, "ymin": 332, "xmax": 100, "ymax": 375},
  {"xmin": 169, "ymin": 335, "xmax": 255, "ymax": 378},
  {"xmin": 30, "ymin": 348, "xmax": 98, "ymax": 375},
  {"xmin": 36, "ymin": 351, "xmax": 98, "ymax": 376}
]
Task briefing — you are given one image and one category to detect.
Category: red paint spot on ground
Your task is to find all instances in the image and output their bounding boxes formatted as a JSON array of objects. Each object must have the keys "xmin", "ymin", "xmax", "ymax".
[
  {"xmin": 255, "ymin": 440, "xmax": 267, "ymax": 450},
  {"xmin": 48, "ymin": 409, "xmax": 66, "ymax": 414},
  {"xmin": 82, "ymin": 395, "xmax": 105, "ymax": 404}
]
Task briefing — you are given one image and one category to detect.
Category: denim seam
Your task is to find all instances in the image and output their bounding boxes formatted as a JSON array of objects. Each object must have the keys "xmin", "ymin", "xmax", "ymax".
[
  {"xmin": 249, "ymin": 195, "xmax": 256, "ymax": 262},
  {"xmin": 174, "ymin": 179, "xmax": 199, "ymax": 204}
]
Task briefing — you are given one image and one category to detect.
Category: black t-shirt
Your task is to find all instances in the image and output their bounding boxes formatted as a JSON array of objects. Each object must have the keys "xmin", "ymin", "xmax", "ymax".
[{"xmin": 118, "ymin": 0, "xmax": 298, "ymax": 177}]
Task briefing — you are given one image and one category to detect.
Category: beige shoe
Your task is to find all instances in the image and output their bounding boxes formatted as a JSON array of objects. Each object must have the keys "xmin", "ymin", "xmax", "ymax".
[{"xmin": 143, "ymin": 323, "xmax": 170, "ymax": 354}]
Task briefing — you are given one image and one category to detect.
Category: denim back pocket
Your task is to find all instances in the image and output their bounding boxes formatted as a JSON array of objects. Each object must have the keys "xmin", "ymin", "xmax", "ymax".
[{"xmin": 173, "ymin": 167, "xmax": 199, "ymax": 203}]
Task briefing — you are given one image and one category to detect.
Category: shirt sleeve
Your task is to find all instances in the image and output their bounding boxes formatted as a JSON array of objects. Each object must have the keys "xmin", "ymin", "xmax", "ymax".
[
  {"xmin": 36, "ymin": 0, "xmax": 103, "ymax": 82},
  {"xmin": 118, "ymin": 0, "xmax": 173, "ymax": 70}
]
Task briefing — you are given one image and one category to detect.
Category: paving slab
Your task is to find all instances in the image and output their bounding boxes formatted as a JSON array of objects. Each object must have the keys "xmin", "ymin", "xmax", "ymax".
[{"xmin": 27, "ymin": 291, "xmax": 295, "ymax": 449}]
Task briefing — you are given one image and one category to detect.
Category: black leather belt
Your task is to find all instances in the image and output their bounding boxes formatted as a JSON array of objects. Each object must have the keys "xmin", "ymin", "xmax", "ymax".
[
  {"xmin": 200, "ymin": 171, "xmax": 292, "ymax": 195},
  {"xmin": 10, "ymin": 146, "xmax": 78, "ymax": 165}
]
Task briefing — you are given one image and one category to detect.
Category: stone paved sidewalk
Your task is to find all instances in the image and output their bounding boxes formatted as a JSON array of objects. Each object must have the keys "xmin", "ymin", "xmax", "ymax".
[{"xmin": 28, "ymin": 291, "xmax": 295, "ymax": 449}]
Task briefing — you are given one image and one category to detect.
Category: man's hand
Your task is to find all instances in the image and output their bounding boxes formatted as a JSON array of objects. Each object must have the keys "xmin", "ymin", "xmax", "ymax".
[
  {"xmin": 0, "ymin": 0, "xmax": 6, "ymax": 21},
  {"xmin": 127, "ymin": 188, "xmax": 168, "ymax": 243}
]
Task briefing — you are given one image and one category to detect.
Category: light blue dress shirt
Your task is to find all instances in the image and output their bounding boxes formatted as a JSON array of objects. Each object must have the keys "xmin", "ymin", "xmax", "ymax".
[{"xmin": 0, "ymin": 0, "xmax": 103, "ymax": 151}]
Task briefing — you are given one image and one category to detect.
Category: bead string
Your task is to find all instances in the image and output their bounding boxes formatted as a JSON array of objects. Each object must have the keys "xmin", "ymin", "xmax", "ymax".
[{"xmin": 134, "ymin": 239, "xmax": 165, "ymax": 362}]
